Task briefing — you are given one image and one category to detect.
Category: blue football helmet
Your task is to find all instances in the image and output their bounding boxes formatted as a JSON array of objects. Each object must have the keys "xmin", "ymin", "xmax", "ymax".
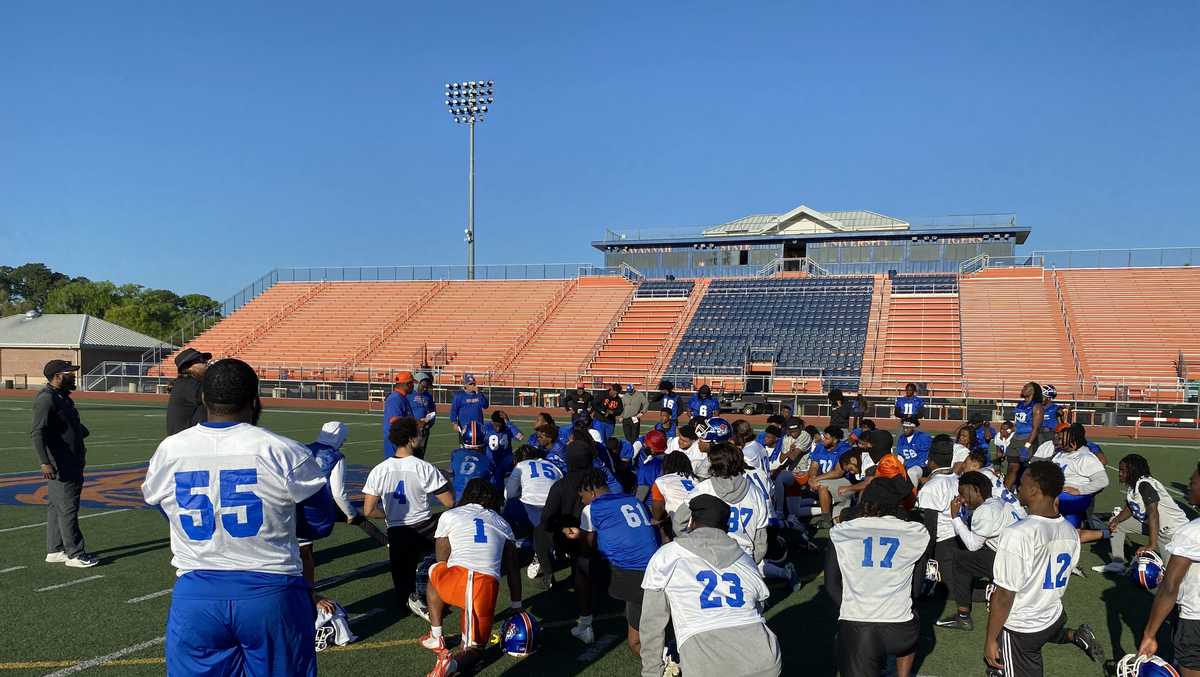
[
  {"xmin": 1117, "ymin": 654, "xmax": 1181, "ymax": 677},
  {"xmin": 1042, "ymin": 384, "xmax": 1058, "ymax": 400},
  {"xmin": 461, "ymin": 421, "xmax": 484, "ymax": 448},
  {"xmin": 1130, "ymin": 551, "xmax": 1165, "ymax": 591},
  {"xmin": 500, "ymin": 611, "xmax": 539, "ymax": 658},
  {"xmin": 695, "ymin": 417, "xmax": 732, "ymax": 443}
]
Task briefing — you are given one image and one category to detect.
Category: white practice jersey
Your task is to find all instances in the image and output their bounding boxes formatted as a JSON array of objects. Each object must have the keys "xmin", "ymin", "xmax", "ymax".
[
  {"xmin": 1169, "ymin": 518, "xmax": 1200, "ymax": 620},
  {"xmin": 1032, "ymin": 440, "xmax": 1057, "ymax": 460},
  {"xmin": 653, "ymin": 472, "xmax": 700, "ymax": 514},
  {"xmin": 141, "ymin": 423, "xmax": 328, "ymax": 576},
  {"xmin": 1127, "ymin": 476, "xmax": 1188, "ymax": 532},
  {"xmin": 952, "ymin": 444, "xmax": 972, "ymax": 468},
  {"xmin": 362, "ymin": 455, "xmax": 449, "ymax": 527},
  {"xmin": 992, "ymin": 514, "xmax": 1080, "ymax": 633},
  {"xmin": 641, "ymin": 540, "xmax": 770, "ymax": 648},
  {"xmin": 742, "ymin": 441, "xmax": 774, "ymax": 505},
  {"xmin": 435, "ymin": 503, "xmax": 514, "ymax": 579},
  {"xmin": 917, "ymin": 470, "xmax": 959, "ymax": 542},
  {"xmin": 1051, "ymin": 449, "xmax": 1108, "ymax": 494},
  {"xmin": 694, "ymin": 479, "xmax": 770, "ymax": 558},
  {"xmin": 979, "ymin": 467, "xmax": 1020, "ymax": 506},
  {"xmin": 504, "ymin": 459, "xmax": 562, "ymax": 508},
  {"xmin": 830, "ymin": 516, "xmax": 930, "ymax": 623},
  {"xmin": 968, "ymin": 497, "xmax": 1026, "ymax": 550}
]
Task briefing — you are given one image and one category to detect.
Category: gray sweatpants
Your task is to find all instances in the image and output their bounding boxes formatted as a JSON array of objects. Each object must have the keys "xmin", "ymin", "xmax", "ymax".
[
  {"xmin": 640, "ymin": 588, "xmax": 782, "ymax": 677},
  {"xmin": 1110, "ymin": 517, "xmax": 1175, "ymax": 563},
  {"xmin": 47, "ymin": 477, "xmax": 85, "ymax": 557}
]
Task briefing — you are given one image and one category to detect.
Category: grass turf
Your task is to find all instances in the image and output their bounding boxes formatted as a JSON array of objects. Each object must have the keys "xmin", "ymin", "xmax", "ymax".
[{"xmin": 0, "ymin": 400, "xmax": 1197, "ymax": 676}]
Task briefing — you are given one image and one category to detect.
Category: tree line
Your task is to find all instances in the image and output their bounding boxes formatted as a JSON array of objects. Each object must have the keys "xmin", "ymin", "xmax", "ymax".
[{"xmin": 0, "ymin": 263, "xmax": 221, "ymax": 343}]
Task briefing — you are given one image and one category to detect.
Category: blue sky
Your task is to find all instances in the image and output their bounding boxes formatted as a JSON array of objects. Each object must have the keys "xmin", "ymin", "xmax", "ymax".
[{"xmin": 2, "ymin": 1, "xmax": 1198, "ymax": 301}]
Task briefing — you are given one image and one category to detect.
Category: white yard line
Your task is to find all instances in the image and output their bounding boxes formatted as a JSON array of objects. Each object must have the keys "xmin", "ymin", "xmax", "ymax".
[
  {"xmin": 125, "ymin": 589, "xmax": 172, "ymax": 604},
  {"xmin": 0, "ymin": 461, "xmax": 147, "ymax": 477},
  {"xmin": 35, "ymin": 575, "xmax": 104, "ymax": 592},
  {"xmin": 0, "ymin": 565, "xmax": 27, "ymax": 573},
  {"xmin": 313, "ymin": 562, "xmax": 390, "ymax": 591},
  {"xmin": 41, "ymin": 636, "xmax": 165, "ymax": 677},
  {"xmin": 0, "ymin": 509, "xmax": 130, "ymax": 534}
]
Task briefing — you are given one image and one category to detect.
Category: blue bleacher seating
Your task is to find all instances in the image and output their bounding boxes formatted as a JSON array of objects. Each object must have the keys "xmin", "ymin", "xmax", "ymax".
[{"xmin": 665, "ymin": 277, "xmax": 873, "ymax": 389}]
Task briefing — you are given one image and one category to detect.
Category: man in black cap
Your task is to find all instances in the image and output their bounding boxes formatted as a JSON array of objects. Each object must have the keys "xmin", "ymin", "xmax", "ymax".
[
  {"xmin": 166, "ymin": 348, "xmax": 211, "ymax": 436},
  {"xmin": 31, "ymin": 359, "xmax": 97, "ymax": 568}
]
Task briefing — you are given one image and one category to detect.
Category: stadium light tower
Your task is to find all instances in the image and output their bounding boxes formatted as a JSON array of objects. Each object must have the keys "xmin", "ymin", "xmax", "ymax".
[{"xmin": 445, "ymin": 79, "xmax": 494, "ymax": 280}]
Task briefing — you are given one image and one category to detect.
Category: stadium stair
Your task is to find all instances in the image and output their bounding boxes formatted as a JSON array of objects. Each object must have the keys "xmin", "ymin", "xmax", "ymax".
[
  {"xmin": 858, "ymin": 275, "xmax": 889, "ymax": 394},
  {"xmin": 496, "ymin": 277, "xmax": 634, "ymax": 387},
  {"xmin": 958, "ymin": 268, "xmax": 1078, "ymax": 399},
  {"xmin": 338, "ymin": 280, "xmax": 450, "ymax": 378},
  {"xmin": 584, "ymin": 280, "xmax": 694, "ymax": 387},
  {"xmin": 876, "ymin": 274, "xmax": 963, "ymax": 397},
  {"xmin": 1056, "ymin": 267, "xmax": 1200, "ymax": 400},
  {"xmin": 647, "ymin": 278, "xmax": 710, "ymax": 385}
]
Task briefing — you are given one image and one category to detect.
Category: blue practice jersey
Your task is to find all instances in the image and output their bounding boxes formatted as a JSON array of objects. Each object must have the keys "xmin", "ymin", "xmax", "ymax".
[
  {"xmin": 975, "ymin": 424, "xmax": 996, "ymax": 452},
  {"xmin": 617, "ymin": 439, "xmax": 636, "ymax": 463},
  {"xmin": 556, "ymin": 425, "xmax": 572, "ymax": 446},
  {"xmin": 636, "ymin": 455, "xmax": 665, "ymax": 510},
  {"xmin": 580, "ymin": 493, "xmax": 659, "ymax": 571},
  {"xmin": 895, "ymin": 396, "xmax": 924, "ymax": 419},
  {"xmin": 449, "ymin": 390, "xmax": 489, "ymax": 429},
  {"xmin": 688, "ymin": 395, "xmax": 720, "ymax": 419},
  {"xmin": 810, "ymin": 441, "xmax": 851, "ymax": 474},
  {"xmin": 543, "ymin": 441, "xmax": 568, "ymax": 473},
  {"xmin": 1013, "ymin": 401, "xmax": 1036, "ymax": 436},
  {"xmin": 652, "ymin": 420, "xmax": 677, "ymax": 439},
  {"xmin": 1086, "ymin": 441, "xmax": 1102, "ymax": 457},
  {"xmin": 382, "ymin": 390, "xmax": 413, "ymax": 458},
  {"xmin": 1042, "ymin": 401, "xmax": 1060, "ymax": 431},
  {"xmin": 407, "ymin": 391, "xmax": 436, "ymax": 421},
  {"xmin": 896, "ymin": 431, "xmax": 933, "ymax": 469},
  {"xmin": 660, "ymin": 393, "xmax": 680, "ymax": 421},
  {"xmin": 483, "ymin": 421, "xmax": 521, "ymax": 483},
  {"xmin": 451, "ymin": 448, "xmax": 494, "ymax": 500}
]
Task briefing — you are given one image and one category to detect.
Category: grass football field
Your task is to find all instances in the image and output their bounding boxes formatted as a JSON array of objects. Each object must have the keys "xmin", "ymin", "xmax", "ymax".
[{"xmin": 1, "ymin": 400, "xmax": 1198, "ymax": 676}]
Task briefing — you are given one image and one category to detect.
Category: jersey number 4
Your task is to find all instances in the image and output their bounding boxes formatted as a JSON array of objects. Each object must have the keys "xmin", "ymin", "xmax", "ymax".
[
  {"xmin": 697, "ymin": 570, "xmax": 745, "ymax": 609},
  {"xmin": 174, "ymin": 469, "xmax": 263, "ymax": 541}
]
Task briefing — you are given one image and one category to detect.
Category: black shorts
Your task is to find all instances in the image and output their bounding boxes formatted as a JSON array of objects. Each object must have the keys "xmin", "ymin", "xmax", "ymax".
[
  {"xmin": 1175, "ymin": 618, "xmax": 1200, "ymax": 670},
  {"xmin": 836, "ymin": 618, "xmax": 918, "ymax": 677},
  {"xmin": 1005, "ymin": 436, "xmax": 1033, "ymax": 463},
  {"xmin": 998, "ymin": 612, "xmax": 1068, "ymax": 677}
]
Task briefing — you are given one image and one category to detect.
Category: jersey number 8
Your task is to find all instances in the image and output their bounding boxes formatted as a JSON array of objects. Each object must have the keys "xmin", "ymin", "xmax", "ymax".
[{"xmin": 174, "ymin": 469, "xmax": 263, "ymax": 541}]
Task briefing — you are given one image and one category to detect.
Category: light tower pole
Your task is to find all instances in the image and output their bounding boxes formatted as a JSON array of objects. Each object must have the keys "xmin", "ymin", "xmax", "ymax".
[{"xmin": 445, "ymin": 80, "xmax": 494, "ymax": 280}]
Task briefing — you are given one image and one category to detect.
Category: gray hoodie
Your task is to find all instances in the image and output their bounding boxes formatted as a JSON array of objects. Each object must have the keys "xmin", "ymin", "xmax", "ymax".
[
  {"xmin": 640, "ymin": 527, "xmax": 781, "ymax": 677},
  {"xmin": 673, "ymin": 475, "xmax": 768, "ymax": 562}
]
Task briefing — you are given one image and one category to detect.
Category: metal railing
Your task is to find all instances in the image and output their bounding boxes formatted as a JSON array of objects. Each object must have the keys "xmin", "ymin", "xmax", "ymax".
[
  {"xmin": 959, "ymin": 254, "xmax": 1045, "ymax": 274},
  {"xmin": 756, "ymin": 257, "xmax": 830, "ymax": 277},
  {"xmin": 1035, "ymin": 247, "xmax": 1200, "ymax": 270}
]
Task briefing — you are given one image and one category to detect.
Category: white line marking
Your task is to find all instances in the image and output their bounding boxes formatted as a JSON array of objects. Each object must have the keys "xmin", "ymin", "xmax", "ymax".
[
  {"xmin": 0, "ymin": 461, "xmax": 147, "ymax": 477},
  {"xmin": 348, "ymin": 608, "xmax": 385, "ymax": 624},
  {"xmin": 0, "ymin": 509, "xmax": 130, "ymax": 534},
  {"xmin": 41, "ymin": 636, "xmax": 165, "ymax": 676},
  {"xmin": 126, "ymin": 589, "xmax": 171, "ymax": 604},
  {"xmin": 0, "ymin": 565, "xmax": 27, "ymax": 573},
  {"xmin": 313, "ymin": 561, "xmax": 390, "ymax": 591},
  {"xmin": 35, "ymin": 574, "xmax": 104, "ymax": 592}
]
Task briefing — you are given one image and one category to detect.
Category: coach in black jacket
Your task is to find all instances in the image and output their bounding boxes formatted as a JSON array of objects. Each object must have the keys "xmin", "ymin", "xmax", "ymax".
[
  {"xmin": 166, "ymin": 348, "xmax": 210, "ymax": 436},
  {"xmin": 31, "ymin": 360, "xmax": 97, "ymax": 567}
]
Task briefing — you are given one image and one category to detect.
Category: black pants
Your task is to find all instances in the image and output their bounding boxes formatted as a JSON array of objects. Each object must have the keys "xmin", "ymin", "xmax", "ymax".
[
  {"xmin": 997, "ymin": 612, "xmax": 1069, "ymax": 677},
  {"xmin": 47, "ymin": 476, "xmax": 85, "ymax": 557},
  {"xmin": 387, "ymin": 519, "xmax": 437, "ymax": 612},
  {"xmin": 934, "ymin": 537, "xmax": 960, "ymax": 597},
  {"xmin": 951, "ymin": 546, "xmax": 996, "ymax": 610},
  {"xmin": 837, "ymin": 618, "xmax": 919, "ymax": 677},
  {"xmin": 622, "ymin": 418, "xmax": 641, "ymax": 443}
]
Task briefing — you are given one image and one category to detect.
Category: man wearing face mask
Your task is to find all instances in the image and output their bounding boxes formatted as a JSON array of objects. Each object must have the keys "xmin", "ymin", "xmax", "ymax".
[{"xmin": 32, "ymin": 359, "xmax": 97, "ymax": 568}]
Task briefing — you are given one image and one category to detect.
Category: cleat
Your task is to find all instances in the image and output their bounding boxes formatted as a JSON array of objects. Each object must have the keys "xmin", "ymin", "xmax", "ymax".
[
  {"xmin": 1092, "ymin": 561, "xmax": 1127, "ymax": 574},
  {"xmin": 45, "ymin": 551, "xmax": 68, "ymax": 564},
  {"xmin": 935, "ymin": 613, "xmax": 974, "ymax": 631},
  {"xmin": 1073, "ymin": 623, "xmax": 1104, "ymax": 663},
  {"xmin": 527, "ymin": 556, "xmax": 541, "ymax": 580},
  {"xmin": 408, "ymin": 594, "xmax": 431, "ymax": 622},
  {"xmin": 1070, "ymin": 566, "xmax": 1086, "ymax": 578},
  {"xmin": 426, "ymin": 649, "xmax": 458, "ymax": 677},
  {"xmin": 662, "ymin": 646, "xmax": 681, "ymax": 677},
  {"xmin": 419, "ymin": 632, "xmax": 446, "ymax": 652},
  {"xmin": 64, "ymin": 554, "xmax": 99, "ymax": 568},
  {"xmin": 570, "ymin": 621, "xmax": 594, "ymax": 644}
]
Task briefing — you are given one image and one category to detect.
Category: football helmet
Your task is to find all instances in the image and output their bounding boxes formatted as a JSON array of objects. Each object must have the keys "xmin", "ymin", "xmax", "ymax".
[
  {"xmin": 500, "ymin": 611, "xmax": 540, "ymax": 658},
  {"xmin": 984, "ymin": 582, "xmax": 997, "ymax": 611},
  {"xmin": 1130, "ymin": 551, "xmax": 1166, "ymax": 591},
  {"xmin": 695, "ymin": 417, "xmax": 732, "ymax": 443},
  {"xmin": 314, "ymin": 600, "xmax": 357, "ymax": 651},
  {"xmin": 1117, "ymin": 654, "xmax": 1181, "ymax": 677},
  {"xmin": 922, "ymin": 559, "xmax": 941, "ymax": 597},
  {"xmin": 1042, "ymin": 384, "xmax": 1058, "ymax": 400},
  {"xmin": 461, "ymin": 421, "xmax": 484, "ymax": 448}
]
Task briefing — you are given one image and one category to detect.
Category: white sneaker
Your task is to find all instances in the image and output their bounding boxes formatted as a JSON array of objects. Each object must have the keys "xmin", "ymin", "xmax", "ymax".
[
  {"xmin": 1070, "ymin": 566, "xmax": 1086, "ymax": 578},
  {"xmin": 64, "ymin": 554, "xmax": 99, "ymax": 568},
  {"xmin": 419, "ymin": 632, "xmax": 446, "ymax": 651},
  {"xmin": 527, "ymin": 556, "xmax": 541, "ymax": 580},
  {"xmin": 1092, "ymin": 561, "xmax": 1127, "ymax": 574},
  {"xmin": 407, "ymin": 594, "xmax": 430, "ymax": 622},
  {"xmin": 45, "ymin": 551, "xmax": 68, "ymax": 564},
  {"xmin": 570, "ymin": 621, "xmax": 594, "ymax": 644}
]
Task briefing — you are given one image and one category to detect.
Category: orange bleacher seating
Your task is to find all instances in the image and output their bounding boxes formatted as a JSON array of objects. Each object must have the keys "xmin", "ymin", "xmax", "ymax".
[
  {"xmin": 878, "ymin": 292, "xmax": 963, "ymax": 396},
  {"xmin": 1057, "ymin": 268, "xmax": 1200, "ymax": 399},
  {"xmin": 959, "ymin": 271, "xmax": 1078, "ymax": 399},
  {"xmin": 587, "ymin": 296, "xmax": 689, "ymax": 386},
  {"xmin": 506, "ymin": 278, "xmax": 634, "ymax": 387}
]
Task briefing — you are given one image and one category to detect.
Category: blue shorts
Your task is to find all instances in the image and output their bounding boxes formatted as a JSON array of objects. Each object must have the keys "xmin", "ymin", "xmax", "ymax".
[
  {"xmin": 1057, "ymin": 492, "xmax": 1094, "ymax": 529},
  {"xmin": 166, "ymin": 572, "xmax": 316, "ymax": 677}
]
